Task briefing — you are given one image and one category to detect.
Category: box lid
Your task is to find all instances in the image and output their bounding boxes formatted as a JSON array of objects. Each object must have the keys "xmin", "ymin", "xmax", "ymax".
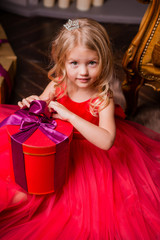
[{"xmin": 7, "ymin": 119, "xmax": 73, "ymax": 155}]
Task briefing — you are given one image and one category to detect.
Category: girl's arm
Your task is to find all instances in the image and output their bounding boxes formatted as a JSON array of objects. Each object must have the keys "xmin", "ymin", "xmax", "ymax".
[
  {"xmin": 18, "ymin": 81, "xmax": 55, "ymax": 108},
  {"xmin": 49, "ymin": 99, "xmax": 116, "ymax": 150},
  {"xmin": 39, "ymin": 81, "xmax": 55, "ymax": 100}
]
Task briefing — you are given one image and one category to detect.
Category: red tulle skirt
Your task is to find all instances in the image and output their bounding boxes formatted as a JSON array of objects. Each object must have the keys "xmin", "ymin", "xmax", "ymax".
[{"xmin": 0, "ymin": 104, "xmax": 160, "ymax": 240}]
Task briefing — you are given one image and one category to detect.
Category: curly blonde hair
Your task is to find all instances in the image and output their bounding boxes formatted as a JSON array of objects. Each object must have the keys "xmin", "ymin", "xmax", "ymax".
[{"xmin": 48, "ymin": 18, "xmax": 114, "ymax": 116}]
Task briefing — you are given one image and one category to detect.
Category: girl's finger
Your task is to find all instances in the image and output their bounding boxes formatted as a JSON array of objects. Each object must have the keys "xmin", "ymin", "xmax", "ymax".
[
  {"xmin": 48, "ymin": 101, "xmax": 57, "ymax": 109},
  {"xmin": 26, "ymin": 95, "xmax": 40, "ymax": 103},
  {"xmin": 17, "ymin": 101, "xmax": 24, "ymax": 108},
  {"xmin": 52, "ymin": 113, "xmax": 61, "ymax": 119},
  {"xmin": 22, "ymin": 98, "xmax": 30, "ymax": 108}
]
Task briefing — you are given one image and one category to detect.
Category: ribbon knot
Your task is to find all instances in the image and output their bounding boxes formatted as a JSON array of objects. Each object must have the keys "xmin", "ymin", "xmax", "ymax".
[
  {"xmin": 20, "ymin": 117, "xmax": 40, "ymax": 131},
  {"xmin": 17, "ymin": 101, "xmax": 57, "ymax": 136}
]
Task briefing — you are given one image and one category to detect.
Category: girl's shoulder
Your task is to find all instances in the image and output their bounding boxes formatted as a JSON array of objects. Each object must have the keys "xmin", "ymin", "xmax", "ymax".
[
  {"xmin": 99, "ymin": 98, "xmax": 126, "ymax": 120},
  {"xmin": 98, "ymin": 98, "xmax": 114, "ymax": 116}
]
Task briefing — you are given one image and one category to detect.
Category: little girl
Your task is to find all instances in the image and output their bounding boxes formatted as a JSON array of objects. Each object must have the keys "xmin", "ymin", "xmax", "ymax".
[{"xmin": 0, "ymin": 18, "xmax": 160, "ymax": 240}]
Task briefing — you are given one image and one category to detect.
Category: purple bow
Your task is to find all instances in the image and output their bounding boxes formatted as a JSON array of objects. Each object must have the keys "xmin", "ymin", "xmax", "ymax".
[{"xmin": 10, "ymin": 100, "xmax": 65, "ymax": 144}]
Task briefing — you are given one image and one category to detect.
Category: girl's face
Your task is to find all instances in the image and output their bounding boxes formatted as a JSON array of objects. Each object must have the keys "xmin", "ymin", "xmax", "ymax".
[{"xmin": 65, "ymin": 45, "xmax": 100, "ymax": 90}]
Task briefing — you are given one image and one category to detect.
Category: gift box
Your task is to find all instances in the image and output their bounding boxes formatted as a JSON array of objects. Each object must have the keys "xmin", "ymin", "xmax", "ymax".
[
  {"xmin": 0, "ymin": 57, "xmax": 15, "ymax": 104},
  {"xmin": 4, "ymin": 100, "xmax": 73, "ymax": 195},
  {"xmin": 0, "ymin": 24, "xmax": 17, "ymax": 72}
]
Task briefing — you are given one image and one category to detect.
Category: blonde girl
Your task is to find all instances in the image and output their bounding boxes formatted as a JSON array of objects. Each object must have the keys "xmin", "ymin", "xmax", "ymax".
[
  {"xmin": 19, "ymin": 18, "xmax": 116, "ymax": 150},
  {"xmin": 0, "ymin": 18, "xmax": 159, "ymax": 240}
]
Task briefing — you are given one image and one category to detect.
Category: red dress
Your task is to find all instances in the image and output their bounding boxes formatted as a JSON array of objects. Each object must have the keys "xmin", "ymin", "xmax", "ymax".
[{"xmin": 0, "ymin": 95, "xmax": 160, "ymax": 240}]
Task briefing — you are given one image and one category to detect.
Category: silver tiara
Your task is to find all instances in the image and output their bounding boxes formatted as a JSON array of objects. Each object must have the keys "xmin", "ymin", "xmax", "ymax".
[{"xmin": 63, "ymin": 19, "xmax": 79, "ymax": 31}]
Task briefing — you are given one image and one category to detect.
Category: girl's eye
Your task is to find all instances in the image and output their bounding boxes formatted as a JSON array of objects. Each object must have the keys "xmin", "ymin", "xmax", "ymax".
[
  {"xmin": 89, "ymin": 61, "xmax": 97, "ymax": 66},
  {"xmin": 71, "ymin": 61, "xmax": 78, "ymax": 66}
]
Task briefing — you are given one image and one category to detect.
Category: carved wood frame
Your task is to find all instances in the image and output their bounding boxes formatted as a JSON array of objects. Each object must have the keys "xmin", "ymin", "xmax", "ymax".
[{"xmin": 122, "ymin": 0, "xmax": 160, "ymax": 114}]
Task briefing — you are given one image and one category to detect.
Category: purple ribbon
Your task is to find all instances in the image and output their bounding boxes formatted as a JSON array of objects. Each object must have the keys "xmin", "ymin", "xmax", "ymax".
[
  {"xmin": 0, "ymin": 100, "xmax": 69, "ymax": 191},
  {"xmin": 0, "ymin": 63, "xmax": 12, "ymax": 96},
  {"xmin": 0, "ymin": 39, "xmax": 8, "ymax": 44}
]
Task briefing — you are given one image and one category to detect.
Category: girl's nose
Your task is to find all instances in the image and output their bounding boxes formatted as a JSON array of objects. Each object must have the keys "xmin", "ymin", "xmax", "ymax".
[{"xmin": 80, "ymin": 64, "xmax": 88, "ymax": 75}]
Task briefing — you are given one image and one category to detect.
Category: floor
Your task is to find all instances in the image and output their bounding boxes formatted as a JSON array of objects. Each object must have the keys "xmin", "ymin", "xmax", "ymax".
[{"xmin": 0, "ymin": 10, "xmax": 160, "ymax": 133}]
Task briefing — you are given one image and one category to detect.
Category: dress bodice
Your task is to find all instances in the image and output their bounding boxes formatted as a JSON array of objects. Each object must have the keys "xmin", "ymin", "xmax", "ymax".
[
  {"xmin": 57, "ymin": 94, "xmax": 99, "ymax": 125},
  {"xmin": 57, "ymin": 94, "xmax": 126, "ymax": 125}
]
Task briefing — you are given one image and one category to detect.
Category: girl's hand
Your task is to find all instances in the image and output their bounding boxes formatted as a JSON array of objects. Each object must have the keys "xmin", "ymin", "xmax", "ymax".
[
  {"xmin": 18, "ymin": 95, "xmax": 40, "ymax": 109},
  {"xmin": 48, "ymin": 101, "xmax": 74, "ymax": 122}
]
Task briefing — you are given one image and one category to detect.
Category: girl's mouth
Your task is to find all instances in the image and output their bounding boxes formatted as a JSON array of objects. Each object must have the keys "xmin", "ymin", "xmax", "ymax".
[{"xmin": 77, "ymin": 78, "xmax": 90, "ymax": 83}]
